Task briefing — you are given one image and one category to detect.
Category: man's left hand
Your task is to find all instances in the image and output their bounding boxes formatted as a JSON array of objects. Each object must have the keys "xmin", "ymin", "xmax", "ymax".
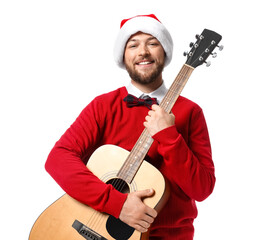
[{"xmin": 143, "ymin": 104, "xmax": 175, "ymax": 136}]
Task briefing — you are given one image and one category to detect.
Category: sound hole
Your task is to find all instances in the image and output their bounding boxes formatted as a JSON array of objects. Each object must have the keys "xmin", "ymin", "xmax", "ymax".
[
  {"xmin": 106, "ymin": 178, "xmax": 135, "ymax": 239},
  {"xmin": 106, "ymin": 216, "xmax": 134, "ymax": 240},
  {"xmin": 106, "ymin": 178, "xmax": 130, "ymax": 193}
]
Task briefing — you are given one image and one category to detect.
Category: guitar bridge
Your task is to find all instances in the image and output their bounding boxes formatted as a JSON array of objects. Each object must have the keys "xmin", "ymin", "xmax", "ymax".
[{"xmin": 72, "ymin": 220, "xmax": 108, "ymax": 240}]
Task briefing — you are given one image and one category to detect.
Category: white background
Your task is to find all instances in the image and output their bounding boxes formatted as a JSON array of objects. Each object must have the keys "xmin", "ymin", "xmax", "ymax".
[{"xmin": 1, "ymin": 0, "xmax": 263, "ymax": 239}]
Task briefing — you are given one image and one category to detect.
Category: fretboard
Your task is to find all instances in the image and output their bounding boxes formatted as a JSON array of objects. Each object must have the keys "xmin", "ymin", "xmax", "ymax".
[{"xmin": 117, "ymin": 64, "xmax": 194, "ymax": 183}]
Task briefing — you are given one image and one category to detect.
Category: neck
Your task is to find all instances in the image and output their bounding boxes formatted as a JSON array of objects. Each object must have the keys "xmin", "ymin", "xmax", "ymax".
[{"xmin": 131, "ymin": 76, "xmax": 163, "ymax": 93}]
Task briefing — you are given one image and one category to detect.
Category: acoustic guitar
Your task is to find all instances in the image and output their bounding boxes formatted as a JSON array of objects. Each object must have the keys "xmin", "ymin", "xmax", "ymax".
[{"xmin": 29, "ymin": 29, "xmax": 222, "ymax": 240}]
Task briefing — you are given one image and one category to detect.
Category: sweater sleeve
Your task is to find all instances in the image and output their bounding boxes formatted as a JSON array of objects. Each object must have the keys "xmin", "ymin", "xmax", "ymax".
[
  {"xmin": 152, "ymin": 106, "xmax": 215, "ymax": 202},
  {"xmin": 45, "ymin": 98, "xmax": 127, "ymax": 218}
]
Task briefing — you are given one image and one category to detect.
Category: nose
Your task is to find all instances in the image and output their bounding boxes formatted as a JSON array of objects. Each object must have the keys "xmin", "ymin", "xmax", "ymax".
[{"xmin": 138, "ymin": 44, "xmax": 150, "ymax": 57}]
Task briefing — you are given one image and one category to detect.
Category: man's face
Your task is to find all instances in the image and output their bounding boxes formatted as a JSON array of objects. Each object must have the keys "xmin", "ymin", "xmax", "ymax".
[{"xmin": 124, "ymin": 32, "xmax": 165, "ymax": 85}]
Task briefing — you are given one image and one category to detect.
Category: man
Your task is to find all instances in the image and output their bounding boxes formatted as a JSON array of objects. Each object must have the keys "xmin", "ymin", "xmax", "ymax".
[{"xmin": 45, "ymin": 14, "xmax": 215, "ymax": 239}]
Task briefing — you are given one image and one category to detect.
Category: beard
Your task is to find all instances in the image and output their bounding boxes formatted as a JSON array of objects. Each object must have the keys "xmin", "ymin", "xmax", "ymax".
[{"xmin": 125, "ymin": 61, "xmax": 164, "ymax": 85}]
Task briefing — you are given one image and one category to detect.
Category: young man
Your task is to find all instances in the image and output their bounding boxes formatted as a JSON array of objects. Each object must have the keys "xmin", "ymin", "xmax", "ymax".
[{"xmin": 45, "ymin": 14, "xmax": 215, "ymax": 239}]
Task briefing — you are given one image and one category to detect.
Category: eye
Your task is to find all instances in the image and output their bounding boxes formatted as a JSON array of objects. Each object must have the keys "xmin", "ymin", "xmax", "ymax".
[
  {"xmin": 127, "ymin": 43, "xmax": 138, "ymax": 49},
  {"xmin": 149, "ymin": 41, "xmax": 159, "ymax": 46}
]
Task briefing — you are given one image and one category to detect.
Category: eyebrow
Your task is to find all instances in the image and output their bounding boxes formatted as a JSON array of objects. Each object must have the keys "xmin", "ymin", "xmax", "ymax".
[{"xmin": 127, "ymin": 36, "xmax": 157, "ymax": 43}]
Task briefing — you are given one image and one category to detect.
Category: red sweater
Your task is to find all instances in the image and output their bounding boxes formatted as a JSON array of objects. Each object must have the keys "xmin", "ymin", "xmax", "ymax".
[{"xmin": 45, "ymin": 86, "xmax": 215, "ymax": 239}]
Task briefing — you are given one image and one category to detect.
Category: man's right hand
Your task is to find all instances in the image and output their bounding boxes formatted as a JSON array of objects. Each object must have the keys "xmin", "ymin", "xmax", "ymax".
[{"xmin": 119, "ymin": 189, "xmax": 158, "ymax": 233}]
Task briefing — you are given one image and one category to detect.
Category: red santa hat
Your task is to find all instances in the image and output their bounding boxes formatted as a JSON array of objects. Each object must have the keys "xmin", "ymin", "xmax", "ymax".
[{"xmin": 113, "ymin": 14, "xmax": 173, "ymax": 69}]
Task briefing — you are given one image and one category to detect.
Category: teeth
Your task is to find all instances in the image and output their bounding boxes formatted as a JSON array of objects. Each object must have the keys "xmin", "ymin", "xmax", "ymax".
[{"xmin": 138, "ymin": 62, "xmax": 151, "ymax": 65}]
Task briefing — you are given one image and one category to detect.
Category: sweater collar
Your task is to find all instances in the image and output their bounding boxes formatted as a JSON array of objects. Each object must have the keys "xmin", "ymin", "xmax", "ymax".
[{"xmin": 126, "ymin": 81, "xmax": 167, "ymax": 104}]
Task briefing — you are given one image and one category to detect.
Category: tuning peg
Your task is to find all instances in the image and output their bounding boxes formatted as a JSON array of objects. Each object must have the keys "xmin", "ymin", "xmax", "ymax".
[
  {"xmin": 211, "ymin": 52, "xmax": 217, "ymax": 58},
  {"xmin": 195, "ymin": 34, "xmax": 204, "ymax": 40},
  {"xmin": 217, "ymin": 45, "xmax": 224, "ymax": 51},
  {"xmin": 183, "ymin": 51, "xmax": 189, "ymax": 56},
  {"xmin": 189, "ymin": 42, "xmax": 194, "ymax": 48},
  {"xmin": 205, "ymin": 61, "xmax": 211, "ymax": 67}
]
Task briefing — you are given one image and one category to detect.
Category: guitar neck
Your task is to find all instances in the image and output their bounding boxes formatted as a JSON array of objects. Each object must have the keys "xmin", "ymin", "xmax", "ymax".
[
  {"xmin": 160, "ymin": 64, "xmax": 194, "ymax": 112},
  {"xmin": 117, "ymin": 64, "xmax": 194, "ymax": 183}
]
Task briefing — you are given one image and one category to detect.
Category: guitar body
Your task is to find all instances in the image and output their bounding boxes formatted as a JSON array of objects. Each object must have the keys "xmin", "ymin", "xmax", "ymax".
[{"xmin": 29, "ymin": 145, "xmax": 169, "ymax": 240}]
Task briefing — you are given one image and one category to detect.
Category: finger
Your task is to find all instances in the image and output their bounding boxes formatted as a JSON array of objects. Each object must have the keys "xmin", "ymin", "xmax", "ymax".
[
  {"xmin": 135, "ymin": 216, "xmax": 154, "ymax": 233},
  {"xmin": 148, "ymin": 110, "xmax": 154, "ymax": 116},
  {"xmin": 134, "ymin": 224, "xmax": 148, "ymax": 233},
  {"xmin": 142, "ymin": 213, "xmax": 155, "ymax": 224},
  {"xmin": 151, "ymin": 104, "xmax": 159, "ymax": 110},
  {"xmin": 139, "ymin": 220, "xmax": 151, "ymax": 229},
  {"xmin": 170, "ymin": 113, "xmax": 176, "ymax": 120},
  {"xmin": 136, "ymin": 189, "xmax": 155, "ymax": 198},
  {"xmin": 145, "ymin": 206, "xmax": 158, "ymax": 218}
]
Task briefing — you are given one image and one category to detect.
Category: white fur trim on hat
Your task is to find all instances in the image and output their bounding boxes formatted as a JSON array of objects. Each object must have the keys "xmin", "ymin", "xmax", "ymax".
[{"xmin": 113, "ymin": 14, "xmax": 173, "ymax": 69}]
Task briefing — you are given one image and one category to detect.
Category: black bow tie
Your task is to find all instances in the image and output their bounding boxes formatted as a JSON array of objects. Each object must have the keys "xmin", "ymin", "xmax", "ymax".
[{"xmin": 123, "ymin": 94, "xmax": 158, "ymax": 109}]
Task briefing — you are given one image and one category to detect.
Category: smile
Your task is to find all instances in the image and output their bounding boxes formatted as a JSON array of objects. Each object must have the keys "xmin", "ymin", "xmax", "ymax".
[{"xmin": 136, "ymin": 61, "xmax": 155, "ymax": 66}]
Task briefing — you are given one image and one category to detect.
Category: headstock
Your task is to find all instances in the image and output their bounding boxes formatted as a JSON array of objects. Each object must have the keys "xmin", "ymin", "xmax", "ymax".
[{"xmin": 184, "ymin": 29, "xmax": 223, "ymax": 68}]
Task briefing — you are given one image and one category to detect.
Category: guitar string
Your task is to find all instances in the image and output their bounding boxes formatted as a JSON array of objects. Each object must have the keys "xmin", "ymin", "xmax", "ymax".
[
  {"xmin": 117, "ymin": 130, "xmax": 150, "ymax": 183},
  {"xmin": 83, "ymin": 161, "xmax": 136, "ymax": 232},
  {"xmin": 87, "ymin": 210, "xmax": 100, "ymax": 231},
  {"xmin": 84, "ymin": 92, "xmax": 175, "ymax": 234},
  {"xmin": 87, "ymin": 68, "xmax": 191, "ymax": 233},
  {"xmin": 114, "ymin": 67, "xmax": 192, "ymax": 212},
  {"xmin": 161, "ymin": 65, "xmax": 191, "ymax": 112},
  {"xmin": 90, "ymin": 210, "xmax": 107, "ymax": 234},
  {"xmin": 83, "ymin": 109, "xmax": 152, "ymax": 232},
  {"xmin": 83, "ymin": 65, "xmax": 193, "ymax": 234},
  {"xmin": 83, "ymin": 145, "xmax": 146, "ymax": 230},
  {"xmin": 84, "ymin": 171, "xmax": 133, "ymax": 231},
  {"xmin": 107, "ymin": 66, "xmax": 191, "ymax": 193},
  {"xmin": 83, "ymin": 177, "xmax": 129, "ymax": 234}
]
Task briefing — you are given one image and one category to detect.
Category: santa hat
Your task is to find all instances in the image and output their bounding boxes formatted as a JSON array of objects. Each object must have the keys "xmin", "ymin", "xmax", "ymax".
[{"xmin": 113, "ymin": 14, "xmax": 173, "ymax": 69}]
